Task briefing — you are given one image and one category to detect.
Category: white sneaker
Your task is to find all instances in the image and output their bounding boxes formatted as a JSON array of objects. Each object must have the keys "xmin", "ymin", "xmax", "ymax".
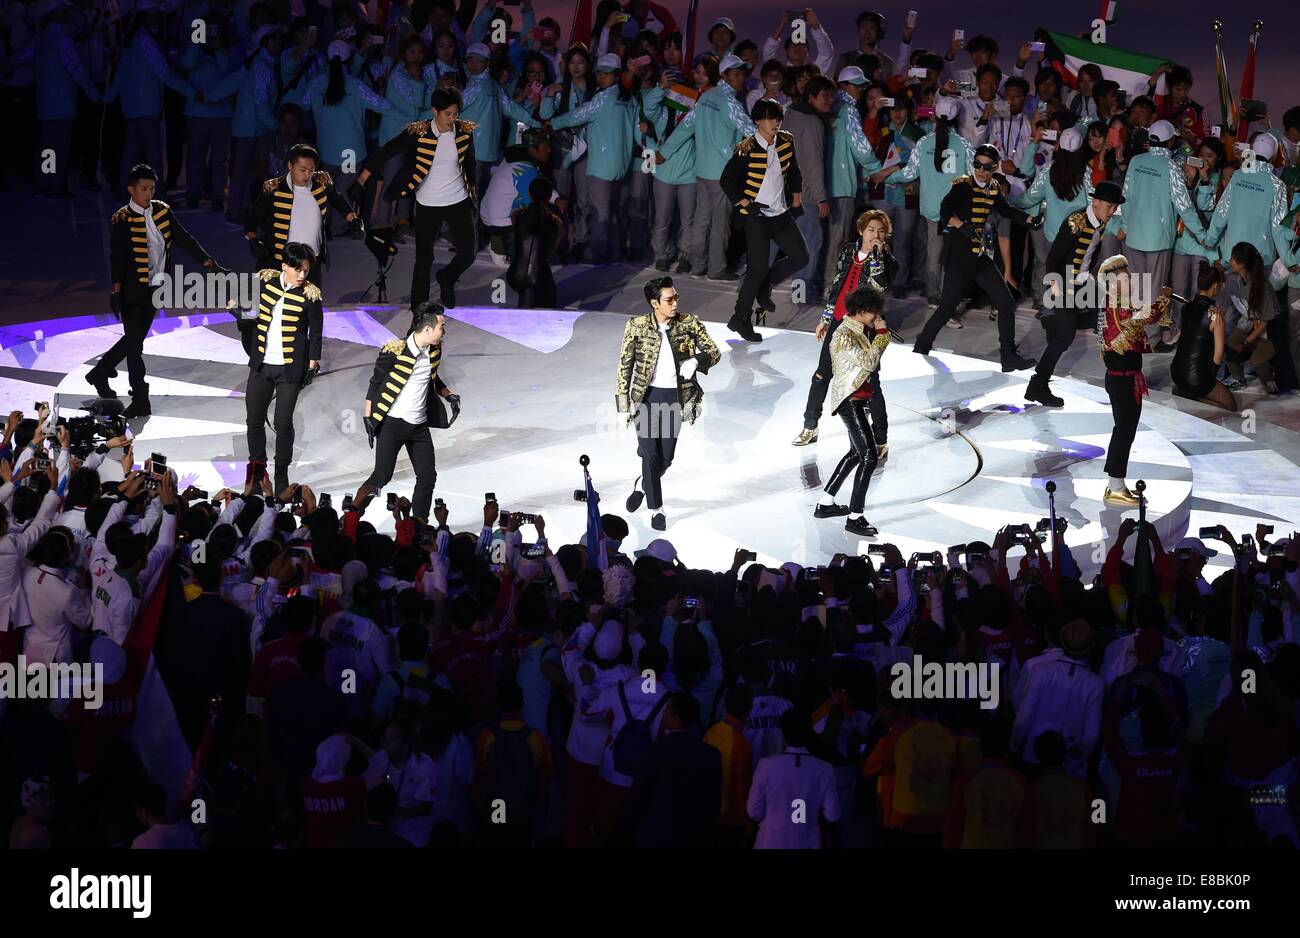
[
  {"xmin": 945, "ymin": 318, "xmax": 964, "ymax": 330},
  {"xmin": 487, "ymin": 250, "xmax": 510, "ymax": 268}
]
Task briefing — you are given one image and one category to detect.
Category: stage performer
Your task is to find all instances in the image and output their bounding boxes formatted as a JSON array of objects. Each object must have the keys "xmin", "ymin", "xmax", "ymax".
[
  {"xmin": 1097, "ymin": 254, "xmax": 1173, "ymax": 508},
  {"xmin": 618, "ymin": 277, "xmax": 721, "ymax": 531}
]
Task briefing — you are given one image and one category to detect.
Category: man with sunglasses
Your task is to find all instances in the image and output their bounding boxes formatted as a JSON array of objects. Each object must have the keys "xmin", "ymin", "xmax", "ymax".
[{"xmin": 912, "ymin": 144, "xmax": 1042, "ymax": 372}]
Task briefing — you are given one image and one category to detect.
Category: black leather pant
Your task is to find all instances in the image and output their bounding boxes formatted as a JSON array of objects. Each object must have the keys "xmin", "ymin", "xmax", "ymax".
[
  {"xmin": 824, "ymin": 398, "xmax": 879, "ymax": 513},
  {"xmin": 803, "ymin": 317, "xmax": 888, "ymax": 440}
]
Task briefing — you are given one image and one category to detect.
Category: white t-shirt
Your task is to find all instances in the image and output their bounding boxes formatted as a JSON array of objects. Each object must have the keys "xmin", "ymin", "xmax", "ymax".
[
  {"xmin": 416, "ymin": 128, "xmax": 468, "ymax": 207},
  {"xmin": 649, "ymin": 321, "xmax": 677, "ymax": 389},
  {"xmin": 386, "ymin": 335, "xmax": 432, "ymax": 424},
  {"xmin": 262, "ymin": 275, "xmax": 289, "ymax": 366},
  {"xmin": 754, "ymin": 133, "xmax": 787, "ymax": 217},
  {"xmin": 286, "ymin": 175, "xmax": 323, "ymax": 251}
]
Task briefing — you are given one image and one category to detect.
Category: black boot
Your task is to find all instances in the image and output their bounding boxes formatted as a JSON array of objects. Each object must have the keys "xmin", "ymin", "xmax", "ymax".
[
  {"xmin": 1001, "ymin": 347, "xmax": 1037, "ymax": 372},
  {"xmin": 123, "ymin": 390, "xmax": 151, "ymax": 418},
  {"xmin": 1024, "ymin": 375, "xmax": 1064, "ymax": 407},
  {"xmin": 727, "ymin": 312, "xmax": 762, "ymax": 342},
  {"xmin": 86, "ymin": 365, "xmax": 117, "ymax": 399},
  {"xmin": 437, "ymin": 274, "xmax": 456, "ymax": 308}
]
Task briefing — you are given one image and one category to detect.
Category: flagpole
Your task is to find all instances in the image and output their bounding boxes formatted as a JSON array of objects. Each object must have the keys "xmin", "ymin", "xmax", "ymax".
[
  {"xmin": 1236, "ymin": 20, "xmax": 1262, "ymax": 141},
  {"xmin": 1212, "ymin": 20, "xmax": 1235, "ymax": 146}
]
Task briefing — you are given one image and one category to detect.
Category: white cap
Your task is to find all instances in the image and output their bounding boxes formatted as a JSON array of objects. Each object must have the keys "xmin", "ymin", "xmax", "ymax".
[
  {"xmin": 836, "ymin": 66, "xmax": 868, "ymax": 86},
  {"xmin": 593, "ymin": 619, "xmax": 624, "ymax": 659},
  {"xmin": 718, "ymin": 53, "xmax": 750, "ymax": 73},
  {"xmin": 1058, "ymin": 127, "xmax": 1084, "ymax": 152},
  {"xmin": 710, "ymin": 16, "xmax": 736, "ymax": 35},
  {"xmin": 934, "ymin": 97, "xmax": 960, "ymax": 120},
  {"xmin": 327, "ymin": 40, "xmax": 351, "ymax": 61},
  {"xmin": 466, "ymin": 42, "xmax": 490, "ymax": 60},
  {"xmin": 635, "ymin": 537, "xmax": 678, "ymax": 564},
  {"xmin": 1175, "ymin": 536, "xmax": 1217, "ymax": 558},
  {"xmin": 1146, "ymin": 119, "xmax": 1176, "ymax": 143},
  {"xmin": 595, "ymin": 53, "xmax": 622, "ymax": 72},
  {"xmin": 342, "ymin": 559, "xmax": 368, "ymax": 596},
  {"xmin": 1253, "ymin": 134, "xmax": 1279, "ymax": 160},
  {"xmin": 251, "ymin": 24, "xmax": 285, "ymax": 48}
]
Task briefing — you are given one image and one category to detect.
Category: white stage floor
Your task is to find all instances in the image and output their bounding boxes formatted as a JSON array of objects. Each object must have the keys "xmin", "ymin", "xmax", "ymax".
[{"xmin": 17, "ymin": 305, "xmax": 1300, "ymax": 576}]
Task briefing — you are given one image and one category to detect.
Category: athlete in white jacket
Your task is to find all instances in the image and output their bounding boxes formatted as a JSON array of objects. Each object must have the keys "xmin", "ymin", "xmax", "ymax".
[
  {"xmin": 0, "ymin": 459, "xmax": 62, "ymax": 632},
  {"xmin": 1011, "ymin": 619, "xmax": 1104, "ymax": 778},
  {"xmin": 90, "ymin": 472, "xmax": 179, "ymax": 645}
]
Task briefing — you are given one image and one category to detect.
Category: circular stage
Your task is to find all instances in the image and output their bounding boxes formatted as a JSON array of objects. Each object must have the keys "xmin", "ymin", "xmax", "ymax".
[{"xmin": 3, "ymin": 304, "xmax": 1241, "ymax": 573}]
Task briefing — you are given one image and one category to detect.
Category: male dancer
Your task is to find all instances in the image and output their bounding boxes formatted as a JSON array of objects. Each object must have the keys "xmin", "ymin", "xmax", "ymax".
[
  {"xmin": 358, "ymin": 305, "xmax": 457, "ymax": 521},
  {"xmin": 719, "ymin": 98, "xmax": 808, "ymax": 342},
  {"xmin": 89, "ymin": 163, "xmax": 225, "ymax": 417},
  {"xmin": 1026, "ymin": 181, "xmax": 1126, "ymax": 407},
  {"xmin": 245, "ymin": 242, "xmax": 323, "ymax": 492},
  {"xmin": 618, "ymin": 277, "xmax": 721, "ymax": 531},
  {"xmin": 911, "ymin": 144, "xmax": 1041, "ymax": 372}
]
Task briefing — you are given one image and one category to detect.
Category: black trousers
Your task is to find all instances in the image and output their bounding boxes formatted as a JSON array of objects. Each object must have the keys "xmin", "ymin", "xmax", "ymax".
[
  {"xmin": 825, "ymin": 398, "xmax": 879, "ymax": 513},
  {"xmin": 411, "ymin": 197, "xmax": 476, "ymax": 308},
  {"xmin": 635, "ymin": 387, "xmax": 681, "ymax": 511},
  {"xmin": 1034, "ymin": 306, "xmax": 1092, "ymax": 381},
  {"xmin": 364, "ymin": 416, "xmax": 437, "ymax": 519},
  {"xmin": 96, "ymin": 297, "xmax": 158, "ymax": 397},
  {"xmin": 734, "ymin": 210, "xmax": 809, "ymax": 318},
  {"xmin": 802, "ymin": 317, "xmax": 888, "ymax": 441},
  {"xmin": 1104, "ymin": 370, "xmax": 1142, "ymax": 479},
  {"xmin": 245, "ymin": 364, "xmax": 303, "ymax": 483},
  {"xmin": 915, "ymin": 254, "xmax": 1018, "ymax": 355}
]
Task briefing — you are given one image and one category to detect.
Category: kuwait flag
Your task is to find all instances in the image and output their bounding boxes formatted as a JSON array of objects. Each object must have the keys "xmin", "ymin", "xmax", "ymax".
[
  {"xmin": 1041, "ymin": 29, "xmax": 1169, "ymax": 99},
  {"xmin": 665, "ymin": 83, "xmax": 700, "ymax": 112}
]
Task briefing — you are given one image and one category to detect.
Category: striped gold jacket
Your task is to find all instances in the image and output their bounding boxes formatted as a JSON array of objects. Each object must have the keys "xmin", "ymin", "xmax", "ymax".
[
  {"xmin": 828, "ymin": 315, "xmax": 890, "ymax": 416},
  {"xmin": 247, "ymin": 269, "xmax": 323, "ymax": 383},
  {"xmin": 245, "ymin": 170, "xmax": 355, "ymax": 268},
  {"xmin": 109, "ymin": 200, "xmax": 213, "ymax": 302},
  {"xmin": 615, "ymin": 313, "xmax": 720, "ymax": 425},
  {"xmin": 366, "ymin": 336, "xmax": 447, "ymax": 425},
  {"xmin": 364, "ymin": 118, "xmax": 479, "ymax": 205}
]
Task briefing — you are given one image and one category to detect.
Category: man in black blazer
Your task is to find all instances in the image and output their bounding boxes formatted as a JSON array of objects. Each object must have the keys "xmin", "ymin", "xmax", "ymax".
[{"xmin": 720, "ymin": 99, "xmax": 809, "ymax": 342}]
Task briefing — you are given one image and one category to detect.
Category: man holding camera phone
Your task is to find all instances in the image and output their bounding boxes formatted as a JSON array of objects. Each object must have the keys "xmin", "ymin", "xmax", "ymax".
[{"xmin": 358, "ymin": 305, "xmax": 457, "ymax": 521}]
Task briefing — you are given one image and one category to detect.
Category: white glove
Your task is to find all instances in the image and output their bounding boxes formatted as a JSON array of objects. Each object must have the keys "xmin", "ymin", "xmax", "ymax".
[{"xmin": 678, "ymin": 357, "xmax": 698, "ymax": 380}]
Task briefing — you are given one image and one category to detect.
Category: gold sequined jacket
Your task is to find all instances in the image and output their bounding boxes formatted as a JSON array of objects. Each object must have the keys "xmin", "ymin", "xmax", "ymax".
[
  {"xmin": 828, "ymin": 315, "xmax": 890, "ymax": 415},
  {"xmin": 615, "ymin": 313, "xmax": 721, "ymax": 425}
]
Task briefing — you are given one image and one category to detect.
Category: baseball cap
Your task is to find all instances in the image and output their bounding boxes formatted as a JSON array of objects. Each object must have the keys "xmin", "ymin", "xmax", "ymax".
[
  {"xmin": 718, "ymin": 53, "xmax": 751, "ymax": 73},
  {"xmin": 710, "ymin": 16, "xmax": 736, "ymax": 36},
  {"xmin": 836, "ymin": 66, "xmax": 868, "ymax": 86},
  {"xmin": 1058, "ymin": 127, "xmax": 1084, "ymax": 152},
  {"xmin": 595, "ymin": 53, "xmax": 622, "ymax": 72},
  {"xmin": 1253, "ymin": 134, "xmax": 1279, "ymax": 160},
  {"xmin": 1146, "ymin": 119, "xmax": 1176, "ymax": 143},
  {"xmin": 934, "ymin": 97, "xmax": 960, "ymax": 121},
  {"xmin": 465, "ymin": 42, "xmax": 490, "ymax": 60},
  {"xmin": 634, "ymin": 537, "xmax": 678, "ymax": 564},
  {"xmin": 1174, "ymin": 536, "xmax": 1217, "ymax": 558}
]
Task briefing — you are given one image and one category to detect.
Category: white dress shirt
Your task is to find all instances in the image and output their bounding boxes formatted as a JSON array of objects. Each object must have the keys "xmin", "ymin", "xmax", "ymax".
[
  {"xmin": 386, "ymin": 335, "xmax": 433, "ymax": 423},
  {"xmin": 1075, "ymin": 203, "xmax": 1106, "ymax": 282},
  {"xmin": 753, "ymin": 132, "xmax": 787, "ymax": 217},
  {"xmin": 129, "ymin": 200, "xmax": 166, "ymax": 283},
  {"xmin": 649, "ymin": 321, "xmax": 678, "ymax": 389},
  {"xmin": 262, "ymin": 273, "xmax": 294, "ymax": 366},
  {"xmin": 286, "ymin": 174, "xmax": 324, "ymax": 252},
  {"xmin": 416, "ymin": 127, "xmax": 468, "ymax": 207}
]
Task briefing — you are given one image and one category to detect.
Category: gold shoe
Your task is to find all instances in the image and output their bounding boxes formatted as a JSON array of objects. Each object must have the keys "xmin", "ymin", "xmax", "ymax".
[
  {"xmin": 792, "ymin": 428, "xmax": 818, "ymax": 446},
  {"xmin": 1103, "ymin": 488, "xmax": 1140, "ymax": 508}
]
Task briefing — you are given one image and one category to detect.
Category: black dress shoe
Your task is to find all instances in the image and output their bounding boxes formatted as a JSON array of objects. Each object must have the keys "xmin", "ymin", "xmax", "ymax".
[
  {"xmin": 813, "ymin": 503, "xmax": 851, "ymax": 518},
  {"xmin": 912, "ymin": 343, "xmax": 932, "ymax": 357},
  {"xmin": 437, "ymin": 277, "xmax": 456, "ymax": 308},
  {"xmin": 708, "ymin": 270, "xmax": 740, "ymax": 281},
  {"xmin": 1001, "ymin": 351, "xmax": 1037, "ymax": 372},
  {"xmin": 123, "ymin": 397, "xmax": 151, "ymax": 418},
  {"xmin": 727, "ymin": 315, "xmax": 762, "ymax": 342},
  {"xmin": 653, "ymin": 257, "xmax": 671, "ymax": 271},
  {"xmin": 86, "ymin": 368, "xmax": 117, "ymax": 399},
  {"xmin": 674, "ymin": 258, "xmax": 691, "ymax": 274},
  {"xmin": 651, "ymin": 512, "xmax": 666, "ymax": 531},
  {"xmin": 625, "ymin": 477, "xmax": 644, "ymax": 513},
  {"xmin": 1024, "ymin": 377, "xmax": 1064, "ymax": 407},
  {"xmin": 844, "ymin": 516, "xmax": 878, "ymax": 536}
]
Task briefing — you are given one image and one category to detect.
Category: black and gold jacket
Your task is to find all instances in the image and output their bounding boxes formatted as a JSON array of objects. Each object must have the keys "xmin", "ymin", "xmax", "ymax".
[
  {"xmin": 246, "ymin": 269, "xmax": 323, "ymax": 384},
  {"xmin": 109, "ymin": 200, "xmax": 214, "ymax": 302},
  {"xmin": 366, "ymin": 336, "xmax": 448, "ymax": 426},
  {"xmin": 363, "ymin": 119, "xmax": 479, "ymax": 205},
  {"xmin": 937, "ymin": 175, "xmax": 1033, "ymax": 265},
  {"xmin": 615, "ymin": 313, "xmax": 721, "ymax": 426},
  {"xmin": 244, "ymin": 170, "xmax": 356, "ymax": 269},
  {"xmin": 1046, "ymin": 209, "xmax": 1104, "ymax": 281},
  {"xmin": 719, "ymin": 130, "xmax": 803, "ymax": 222}
]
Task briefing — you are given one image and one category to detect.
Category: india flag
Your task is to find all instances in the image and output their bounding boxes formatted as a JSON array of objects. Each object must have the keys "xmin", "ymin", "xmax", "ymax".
[
  {"xmin": 1041, "ymin": 29, "xmax": 1169, "ymax": 100},
  {"xmin": 665, "ymin": 83, "xmax": 700, "ymax": 112}
]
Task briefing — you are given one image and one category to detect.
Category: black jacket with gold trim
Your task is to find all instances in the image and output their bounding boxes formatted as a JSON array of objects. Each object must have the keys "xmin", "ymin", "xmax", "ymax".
[
  {"xmin": 109, "ymin": 200, "xmax": 214, "ymax": 303},
  {"xmin": 366, "ymin": 336, "xmax": 449, "ymax": 426},
  {"xmin": 937, "ymin": 174, "xmax": 1035, "ymax": 266},
  {"xmin": 244, "ymin": 170, "xmax": 356, "ymax": 269},
  {"xmin": 615, "ymin": 313, "xmax": 720, "ymax": 426},
  {"xmin": 246, "ymin": 269, "xmax": 323, "ymax": 384},
  {"xmin": 363, "ymin": 118, "xmax": 479, "ymax": 205},
  {"xmin": 719, "ymin": 130, "xmax": 803, "ymax": 224}
]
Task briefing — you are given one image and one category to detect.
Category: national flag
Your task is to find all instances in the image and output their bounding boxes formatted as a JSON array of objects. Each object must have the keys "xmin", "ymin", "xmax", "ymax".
[
  {"xmin": 584, "ymin": 467, "xmax": 607, "ymax": 571},
  {"xmin": 665, "ymin": 83, "xmax": 700, "ymax": 112},
  {"xmin": 682, "ymin": 0, "xmax": 701, "ymax": 67},
  {"xmin": 1098, "ymin": 0, "xmax": 1119, "ymax": 25},
  {"xmin": 1213, "ymin": 25, "xmax": 1236, "ymax": 132},
  {"xmin": 1039, "ymin": 29, "xmax": 1169, "ymax": 100},
  {"xmin": 176, "ymin": 696, "xmax": 221, "ymax": 816},
  {"xmin": 1235, "ymin": 24, "xmax": 1259, "ymax": 140},
  {"xmin": 569, "ymin": 0, "xmax": 593, "ymax": 48}
]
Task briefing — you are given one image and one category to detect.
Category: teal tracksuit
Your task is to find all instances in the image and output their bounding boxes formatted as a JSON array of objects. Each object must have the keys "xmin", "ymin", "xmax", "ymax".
[
  {"xmin": 180, "ymin": 46, "xmax": 238, "ymax": 119},
  {"xmin": 1111, "ymin": 148, "xmax": 1205, "ymax": 252},
  {"xmin": 306, "ymin": 72, "xmax": 392, "ymax": 168},
  {"xmin": 461, "ymin": 69, "xmax": 540, "ymax": 164},
  {"xmin": 379, "ymin": 64, "xmax": 432, "ymax": 145},
  {"xmin": 887, "ymin": 129, "xmax": 975, "ymax": 221},
  {"xmin": 1205, "ymin": 162, "xmax": 1288, "ymax": 265},
  {"xmin": 549, "ymin": 85, "xmax": 639, "ymax": 182},
  {"xmin": 231, "ymin": 48, "xmax": 278, "ymax": 139},
  {"xmin": 656, "ymin": 82, "xmax": 755, "ymax": 181},
  {"xmin": 36, "ymin": 22, "xmax": 100, "ymax": 120},
  {"xmin": 642, "ymin": 88, "xmax": 695, "ymax": 185},
  {"xmin": 1174, "ymin": 171, "xmax": 1221, "ymax": 262},
  {"xmin": 1017, "ymin": 168, "xmax": 1093, "ymax": 240},
  {"xmin": 108, "ymin": 28, "xmax": 193, "ymax": 119},
  {"xmin": 825, "ymin": 91, "xmax": 880, "ymax": 199}
]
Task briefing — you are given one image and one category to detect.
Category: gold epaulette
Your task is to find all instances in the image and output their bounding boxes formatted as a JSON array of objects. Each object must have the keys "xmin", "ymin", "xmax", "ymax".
[
  {"xmin": 303, "ymin": 282, "xmax": 322, "ymax": 301},
  {"xmin": 406, "ymin": 119, "xmax": 431, "ymax": 135},
  {"xmin": 257, "ymin": 268, "xmax": 279, "ymax": 282},
  {"xmin": 153, "ymin": 199, "xmax": 169, "ymax": 211},
  {"xmin": 262, "ymin": 176, "xmax": 281, "ymax": 192},
  {"xmin": 111, "ymin": 205, "xmax": 130, "ymax": 223},
  {"xmin": 951, "ymin": 175, "xmax": 973, "ymax": 187},
  {"xmin": 314, "ymin": 170, "xmax": 333, "ymax": 187},
  {"xmin": 381, "ymin": 338, "xmax": 405, "ymax": 354},
  {"xmin": 777, "ymin": 129, "xmax": 794, "ymax": 145},
  {"xmin": 457, "ymin": 119, "xmax": 477, "ymax": 133},
  {"xmin": 1067, "ymin": 211, "xmax": 1088, "ymax": 234},
  {"xmin": 735, "ymin": 136, "xmax": 755, "ymax": 156}
]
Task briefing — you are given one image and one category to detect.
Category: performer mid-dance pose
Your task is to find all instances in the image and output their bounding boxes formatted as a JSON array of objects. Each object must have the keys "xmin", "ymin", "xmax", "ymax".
[
  {"xmin": 618, "ymin": 277, "xmax": 721, "ymax": 531},
  {"xmin": 814, "ymin": 285, "xmax": 891, "ymax": 535},
  {"xmin": 1097, "ymin": 254, "xmax": 1172, "ymax": 508}
]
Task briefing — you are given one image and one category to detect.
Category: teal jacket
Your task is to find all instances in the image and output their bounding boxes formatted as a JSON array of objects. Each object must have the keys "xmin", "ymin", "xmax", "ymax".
[
  {"xmin": 1205, "ymin": 163, "xmax": 1288, "ymax": 265},
  {"xmin": 826, "ymin": 92, "xmax": 880, "ymax": 199},
  {"xmin": 642, "ymin": 88, "xmax": 696, "ymax": 186},
  {"xmin": 1111, "ymin": 148, "xmax": 1205, "ymax": 252},
  {"xmin": 1174, "ymin": 171, "xmax": 1221, "ymax": 260},
  {"xmin": 887, "ymin": 129, "xmax": 975, "ymax": 222},
  {"xmin": 379, "ymin": 64, "xmax": 432, "ymax": 145},
  {"xmin": 305, "ymin": 72, "xmax": 392, "ymax": 168},
  {"xmin": 877, "ymin": 122, "xmax": 923, "ymax": 208},
  {"xmin": 107, "ymin": 28, "xmax": 193, "ymax": 119},
  {"xmin": 1270, "ymin": 224, "xmax": 1300, "ymax": 290},
  {"xmin": 656, "ymin": 83, "xmax": 755, "ymax": 181},
  {"xmin": 461, "ymin": 70, "xmax": 540, "ymax": 163},
  {"xmin": 549, "ymin": 85, "xmax": 639, "ymax": 182},
  {"xmin": 1017, "ymin": 167, "xmax": 1093, "ymax": 241},
  {"xmin": 180, "ymin": 46, "xmax": 238, "ymax": 119},
  {"xmin": 279, "ymin": 48, "xmax": 323, "ymax": 105},
  {"xmin": 36, "ymin": 22, "xmax": 100, "ymax": 121},
  {"xmin": 540, "ymin": 83, "xmax": 591, "ymax": 169},
  {"xmin": 231, "ymin": 49, "xmax": 278, "ymax": 139}
]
